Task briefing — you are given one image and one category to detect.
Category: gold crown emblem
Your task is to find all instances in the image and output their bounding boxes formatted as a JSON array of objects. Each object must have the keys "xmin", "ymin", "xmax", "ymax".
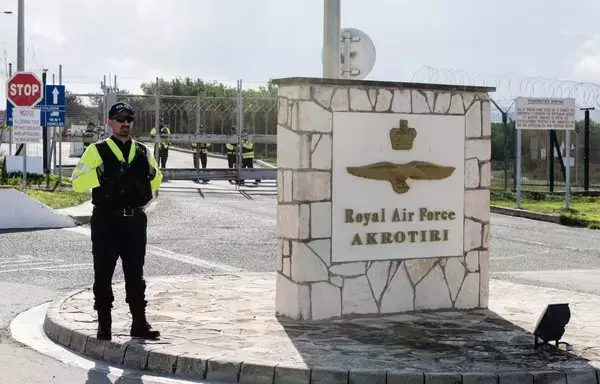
[{"xmin": 389, "ymin": 119, "xmax": 417, "ymax": 150}]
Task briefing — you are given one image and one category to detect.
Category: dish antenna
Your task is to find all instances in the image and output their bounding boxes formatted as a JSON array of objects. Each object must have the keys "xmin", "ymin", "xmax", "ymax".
[
  {"xmin": 340, "ymin": 28, "xmax": 376, "ymax": 79},
  {"xmin": 322, "ymin": 28, "xmax": 376, "ymax": 80}
]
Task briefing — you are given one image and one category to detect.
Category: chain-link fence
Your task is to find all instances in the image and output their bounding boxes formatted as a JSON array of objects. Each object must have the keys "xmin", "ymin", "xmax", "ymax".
[
  {"xmin": 490, "ymin": 101, "xmax": 598, "ymax": 193},
  {"xmin": 1, "ymin": 75, "xmax": 279, "ymax": 183},
  {"xmin": 412, "ymin": 67, "xmax": 600, "ymax": 193},
  {"xmin": 115, "ymin": 93, "xmax": 278, "ymax": 162}
]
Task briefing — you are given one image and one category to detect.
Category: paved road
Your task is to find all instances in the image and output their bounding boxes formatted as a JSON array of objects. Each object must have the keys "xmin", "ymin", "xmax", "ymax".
[
  {"xmin": 491, "ymin": 213, "xmax": 600, "ymax": 295},
  {"xmin": 0, "ymin": 182, "xmax": 599, "ymax": 381},
  {"xmin": 0, "ymin": 180, "xmax": 276, "ymax": 383}
]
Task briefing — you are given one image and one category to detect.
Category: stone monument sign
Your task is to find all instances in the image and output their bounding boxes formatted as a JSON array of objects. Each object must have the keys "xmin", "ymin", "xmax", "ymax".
[{"xmin": 273, "ymin": 77, "xmax": 494, "ymax": 321}]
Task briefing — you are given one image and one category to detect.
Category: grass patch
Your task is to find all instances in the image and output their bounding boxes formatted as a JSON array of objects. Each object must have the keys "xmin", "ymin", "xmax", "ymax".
[
  {"xmin": 491, "ymin": 189, "xmax": 600, "ymax": 228},
  {"xmin": 24, "ymin": 189, "xmax": 90, "ymax": 209},
  {"xmin": 0, "ymin": 168, "xmax": 88, "ymax": 209}
]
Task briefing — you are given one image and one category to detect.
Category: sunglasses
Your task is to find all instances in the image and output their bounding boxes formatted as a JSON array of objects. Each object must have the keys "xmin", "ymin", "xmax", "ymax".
[{"xmin": 113, "ymin": 116, "xmax": 134, "ymax": 123}]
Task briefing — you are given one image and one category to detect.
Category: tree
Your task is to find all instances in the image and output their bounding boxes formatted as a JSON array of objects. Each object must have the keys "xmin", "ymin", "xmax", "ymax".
[
  {"xmin": 66, "ymin": 92, "xmax": 101, "ymax": 126},
  {"xmin": 128, "ymin": 77, "xmax": 278, "ymax": 138},
  {"xmin": 130, "ymin": 77, "xmax": 278, "ymax": 158},
  {"xmin": 491, "ymin": 121, "xmax": 515, "ymax": 162}
]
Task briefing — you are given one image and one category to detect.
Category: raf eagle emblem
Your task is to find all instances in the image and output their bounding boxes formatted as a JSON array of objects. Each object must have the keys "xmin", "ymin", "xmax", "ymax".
[{"xmin": 346, "ymin": 161, "xmax": 456, "ymax": 194}]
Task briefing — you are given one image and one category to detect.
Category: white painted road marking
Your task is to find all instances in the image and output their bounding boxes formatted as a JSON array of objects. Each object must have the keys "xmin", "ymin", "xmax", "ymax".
[{"xmin": 63, "ymin": 228, "xmax": 244, "ymax": 274}]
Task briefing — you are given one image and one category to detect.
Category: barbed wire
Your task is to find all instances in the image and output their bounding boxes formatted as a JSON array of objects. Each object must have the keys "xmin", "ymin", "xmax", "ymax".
[{"xmin": 411, "ymin": 66, "xmax": 600, "ymax": 110}]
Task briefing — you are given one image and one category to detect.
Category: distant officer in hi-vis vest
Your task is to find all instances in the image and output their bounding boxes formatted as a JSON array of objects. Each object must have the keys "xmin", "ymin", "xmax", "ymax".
[
  {"xmin": 150, "ymin": 118, "xmax": 171, "ymax": 168},
  {"xmin": 240, "ymin": 131, "xmax": 260, "ymax": 185}
]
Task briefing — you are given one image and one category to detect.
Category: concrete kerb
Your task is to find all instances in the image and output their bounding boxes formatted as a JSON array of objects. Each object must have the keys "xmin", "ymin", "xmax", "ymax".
[
  {"xmin": 42, "ymin": 292, "xmax": 600, "ymax": 384},
  {"xmin": 56, "ymin": 199, "xmax": 93, "ymax": 226},
  {"xmin": 491, "ymin": 205, "xmax": 563, "ymax": 225}
]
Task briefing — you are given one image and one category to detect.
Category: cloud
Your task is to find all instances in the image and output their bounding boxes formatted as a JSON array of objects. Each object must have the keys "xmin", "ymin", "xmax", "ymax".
[
  {"xmin": 574, "ymin": 35, "xmax": 600, "ymax": 80},
  {"xmin": 2, "ymin": 0, "xmax": 600, "ymax": 110}
]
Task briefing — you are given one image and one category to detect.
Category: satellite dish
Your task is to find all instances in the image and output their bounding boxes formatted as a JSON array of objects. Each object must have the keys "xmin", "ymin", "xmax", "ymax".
[
  {"xmin": 340, "ymin": 28, "xmax": 376, "ymax": 79},
  {"xmin": 321, "ymin": 27, "xmax": 376, "ymax": 80}
]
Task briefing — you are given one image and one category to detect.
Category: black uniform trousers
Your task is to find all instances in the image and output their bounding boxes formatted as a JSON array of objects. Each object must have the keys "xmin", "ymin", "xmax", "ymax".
[
  {"xmin": 91, "ymin": 207, "xmax": 147, "ymax": 311},
  {"xmin": 158, "ymin": 147, "xmax": 168, "ymax": 168},
  {"xmin": 241, "ymin": 157, "xmax": 260, "ymax": 184},
  {"xmin": 193, "ymin": 152, "xmax": 208, "ymax": 182},
  {"xmin": 193, "ymin": 152, "xmax": 207, "ymax": 169},
  {"xmin": 227, "ymin": 154, "xmax": 236, "ymax": 168}
]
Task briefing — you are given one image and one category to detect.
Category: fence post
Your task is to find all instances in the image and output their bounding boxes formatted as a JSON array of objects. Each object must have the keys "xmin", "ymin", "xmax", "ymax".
[
  {"xmin": 58, "ymin": 64, "xmax": 62, "ymax": 184},
  {"xmin": 490, "ymin": 98, "xmax": 510, "ymax": 191},
  {"xmin": 154, "ymin": 77, "xmax": 160, "ymax": 162},
  {"xmin": 582, "ymin": 107, "xmax": 593, "ymax": 191},
  {"xmin": 236, "ymin": 79, "xmax": 244, "ymax": 184},
  {"xmin": 502, "ymin": 111, "xmax": 508, "ymax": 191},
  {"xmin": 548, "ymin": 131, "xmax": 554, "ymax": 193}
]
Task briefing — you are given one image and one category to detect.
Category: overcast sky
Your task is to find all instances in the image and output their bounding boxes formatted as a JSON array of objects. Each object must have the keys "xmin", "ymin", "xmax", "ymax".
[{"xmin": 2, "ymin": 0, "xmax": 600, "ymax": 110}]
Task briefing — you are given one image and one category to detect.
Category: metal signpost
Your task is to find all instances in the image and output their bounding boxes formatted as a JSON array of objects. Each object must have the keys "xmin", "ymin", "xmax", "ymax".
[
  {"xmin": 515, "ymin": 97, "xmax": 576, "ymax": 209},
  {"xmin": 323, "ymin": 0, "xmax": 341, "ymax": 78}
]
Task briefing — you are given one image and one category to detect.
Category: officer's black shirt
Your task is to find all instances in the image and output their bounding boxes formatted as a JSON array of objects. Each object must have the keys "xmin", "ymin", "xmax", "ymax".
[{"xmin": 110, "ymin": 135, "xmax": 132, "ymax": 159}]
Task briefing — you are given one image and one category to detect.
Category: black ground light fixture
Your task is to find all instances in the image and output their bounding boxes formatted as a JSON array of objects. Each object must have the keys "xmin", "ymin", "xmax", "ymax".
[{"xmin": 533, "ymin": 303, "xmax": 571, "ymax": 349}]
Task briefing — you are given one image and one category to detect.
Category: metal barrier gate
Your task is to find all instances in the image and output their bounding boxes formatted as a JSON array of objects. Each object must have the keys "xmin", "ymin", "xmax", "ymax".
[{"xmin": 114, "ymin": 80, "xmax": 278, "ymax": 183}]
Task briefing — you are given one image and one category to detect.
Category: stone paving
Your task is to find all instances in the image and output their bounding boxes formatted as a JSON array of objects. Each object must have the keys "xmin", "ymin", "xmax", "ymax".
[{"xmin": 45, "ymin": 273, "xmax": 600, "ymax": 383}]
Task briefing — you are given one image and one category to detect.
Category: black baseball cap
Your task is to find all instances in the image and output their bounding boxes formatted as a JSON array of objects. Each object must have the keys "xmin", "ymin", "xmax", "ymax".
[{"xmin": 108, "ymin": 102, "xmax": 135, "ymax": 118}]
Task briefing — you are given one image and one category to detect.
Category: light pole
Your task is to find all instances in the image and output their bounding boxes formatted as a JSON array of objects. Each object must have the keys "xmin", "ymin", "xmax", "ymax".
[
  {"xmin": 17, "ymin": 0, "xmax": 24, "ymax": 71},
  {"xmin": 323, "ymin": 0, "xmax": 340, "ymax": 79}
]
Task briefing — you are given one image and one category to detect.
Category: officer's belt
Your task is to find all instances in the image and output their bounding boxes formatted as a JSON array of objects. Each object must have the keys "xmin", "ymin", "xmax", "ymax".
[{"xmin": 94, "ymin": 206, "xmax": 145, "ymax": 217}]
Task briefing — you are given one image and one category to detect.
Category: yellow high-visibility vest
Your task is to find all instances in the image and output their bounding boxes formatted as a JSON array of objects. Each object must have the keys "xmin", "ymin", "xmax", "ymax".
[
  {"xmin": 71, "ymin": 138, "xmax": 162, "ymax": 193},
  {"xmin": 242, "ymin": 141, "xmax": 254, "ymax": 159},
  {"xmin": 150, "ymin": 126, "xmax": 171, "ymax": 149},
  {"xmin": 225, "ymin": 143, "xmax": 236, "ymax": 155}
]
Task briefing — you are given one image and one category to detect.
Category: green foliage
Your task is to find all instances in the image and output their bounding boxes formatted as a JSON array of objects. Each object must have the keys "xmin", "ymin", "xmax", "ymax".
[
  {"xmin": 65, "ymin": 92, "xmax": 100, "ymax": 126},
  {"xmin": 1, "ymin": 172, "xmax": 45, "ymax": 186},
  {"xmin": 139, "ymin": 77, "xmax": 277, "ymax": 98},
  {"xmin": 124, "ymin": 77, "xmax": 279, "ymax": 157},
  {"xmin": 491, "ymin": 121, "xmax": 515, "ymax": 161},
  {"xmin": 66, "ymin": 85, "xmax": 131, "ymax": 127}
]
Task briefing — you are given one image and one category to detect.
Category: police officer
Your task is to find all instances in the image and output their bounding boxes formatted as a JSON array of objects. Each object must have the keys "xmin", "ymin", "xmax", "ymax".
[
  {"xmin": 150, "ymin": 118, "xmax": 171, "ymax": 168},
  {"xmin": 240, "ymin": 132, "xmax": 260, "ymax": 185},
  {"xmin": 192, "ymin": 141, "xmax": 211, "ymax": 183},
  {"xmin": 71, "ymin": 102, "xmax": 162, "ymax": 341},
  {"xmin": 225, "ymin": 140, "xmax": 237, "ymax": 184},
  {"xmin": 82, "ymin": 122, "xmax": 97, "ymax": 150},
  {"xmin": 225, "ymin": 142, "xmax": 237, "ymax": 168}
]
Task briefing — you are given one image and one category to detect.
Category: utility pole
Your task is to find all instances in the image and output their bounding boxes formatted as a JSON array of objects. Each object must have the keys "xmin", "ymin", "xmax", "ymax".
[
  {"xmin": 323, "ymin": 0, "xmax": 340, "ymax": 78},
  {"xmin": 17, "ymin": 0, "xmax": 25, "ymax": 185},
  {"xmin": 17, "ymin": 0, "xmax": 24, "ymax": 71},
  {"xmin": 581, "ymin": 107, "xmax": 594, "ymax": 192}
]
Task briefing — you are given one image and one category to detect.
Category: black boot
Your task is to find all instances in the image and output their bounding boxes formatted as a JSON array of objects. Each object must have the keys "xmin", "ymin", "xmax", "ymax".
[
  {"xmin": 129, "ymin": 306, "xmax": 160, "ymax": 340},
  {"xmin": 96, "ymin": 309, "xmax": 111, "ymax": 341}
]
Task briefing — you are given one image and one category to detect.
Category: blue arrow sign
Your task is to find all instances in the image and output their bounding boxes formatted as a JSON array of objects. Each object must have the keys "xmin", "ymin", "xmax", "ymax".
[
  {"xmin": 42, "ymin": 85, "xmax": 65, "ymax": 107},
  {"xmin": 5, "ymin": 85, "xmax": 66, "ymax": 126}
]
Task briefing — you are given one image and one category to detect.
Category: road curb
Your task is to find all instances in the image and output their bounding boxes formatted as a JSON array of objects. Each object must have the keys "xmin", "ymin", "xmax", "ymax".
[
  {"xmin": 42, "ymin": 290, "xmax": 600, "ymax": 384},
  {"xmin": 491, "ymin": 205, "xmax": 563, "ymax": 224},
  {"xmin": 55, "ymin": 199, "xmax": 93, "ymax": 226},
  {"xmin": 66, "ymin": 214, "xmax": 91, "ymax": 226}
]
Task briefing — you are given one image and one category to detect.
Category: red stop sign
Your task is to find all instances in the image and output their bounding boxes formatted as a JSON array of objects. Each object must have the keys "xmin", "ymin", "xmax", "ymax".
[{"xmin": 6, "ymin": 72, "xmax": 43, "ymax": 107}]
